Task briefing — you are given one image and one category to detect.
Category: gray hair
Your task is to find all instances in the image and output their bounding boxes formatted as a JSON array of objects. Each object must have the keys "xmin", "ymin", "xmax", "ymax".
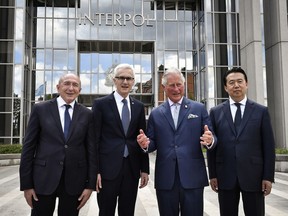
[
  {"xmin": 161, "ymin": 67, "xmax": 185, "ymax": 86},
  {"xmin": 113, "ymin": 63, "xmax": 135, "ymax": 78}
]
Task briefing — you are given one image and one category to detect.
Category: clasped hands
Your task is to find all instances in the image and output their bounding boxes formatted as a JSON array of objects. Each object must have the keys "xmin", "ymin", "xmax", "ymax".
[{"xmin": 137, "ymin": 125, "xmax": 213, "ymax": 149}]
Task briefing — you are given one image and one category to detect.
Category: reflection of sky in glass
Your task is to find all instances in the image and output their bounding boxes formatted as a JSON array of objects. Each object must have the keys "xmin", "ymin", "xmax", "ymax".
[
  {"xmin": 54, "ymin": 50, "xmax": 67, "ymax": 70},
  {"xmin": 165, "ymin": 51, "xmax": 178, "ymax": 68},
  {"xmin": 78, "ymin": 52, "xmax": 152, "ymax": 94},
  {"xmin": 14, "ymin": 65, "xmax": 22, "ymax": 97},
  {"xmin": 14, "ymin": 42, "xmax": 23, "ymax": 64},
  {"xmin": 54, "ymin": 19, "xmax": 68, "ymax": 48},
  {"xmin": 15, "ymin": 8, "xmax": 23, "ymax": 40},
  {"xmin": 80, "ymin": 74, "xmax": 91, "ymax": 93},
  {"xmin": 35, "ymin": 71, "xmax": 45, "ymax": 94},
  {"xmin": 33, "ymin": 1, "xmax": 198, "ymax": 99},
  {"xmin": 80, "ymin": 54, "xmax": 91, "ymax": 73},
  {"xmin": 16, "ymin": 0, "xmax": 25, "ymax": 7}
]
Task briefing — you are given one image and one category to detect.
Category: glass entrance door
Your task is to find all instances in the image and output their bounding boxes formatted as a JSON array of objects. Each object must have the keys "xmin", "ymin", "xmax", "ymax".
[{"xmin": 77, "ymin": 41, "xmax": 154, "ymax": 113}]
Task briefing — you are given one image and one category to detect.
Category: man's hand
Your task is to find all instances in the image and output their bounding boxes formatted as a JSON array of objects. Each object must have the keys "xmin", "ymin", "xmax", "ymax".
[
  {"xmin": 139, "ymin": 172, "xmax": 149, "ymax": 189},
  {"xmin": 77, "ymin": 189, "xmax": 93, "ymax": 210},
  {"xmin": 96, "ymin": 174, "xmax": 102, "ymax": 193},
  {"xmin": 262, "ymin": 180, "xmax": 272, "ymax": 196},
  {"xmin": 200, "ymin": 125, "xmax": 213, "ymax": 147},
  {"xmin": 24, "ymin": 189, "xmax": 38, "ymax": 208},
  {"xmin": 210, "ymin": 178, "xmax": 218, "ymax": 193},
  {"xmin": 137, "ymin": 129, "xmax": 150, "ymax": 149}
]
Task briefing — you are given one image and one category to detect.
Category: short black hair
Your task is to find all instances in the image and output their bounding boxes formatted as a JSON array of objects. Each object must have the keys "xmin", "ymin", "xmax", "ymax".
[{"xmin": 223, "ymin": 67, "xmax": 248, "ymax": 86}]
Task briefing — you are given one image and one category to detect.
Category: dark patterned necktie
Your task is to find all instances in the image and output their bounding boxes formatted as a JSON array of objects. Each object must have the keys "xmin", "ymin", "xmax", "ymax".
[
  {"xmin": 122, "ymin": 99, "xmax": 130, "ymax": 157},
  {"xmin": 64, "ymin": 104, "xmax": 71, "ymax": 140},
  {"xmin": 234, "ymin": 103, "xmax": 242, "ymax": 134}
]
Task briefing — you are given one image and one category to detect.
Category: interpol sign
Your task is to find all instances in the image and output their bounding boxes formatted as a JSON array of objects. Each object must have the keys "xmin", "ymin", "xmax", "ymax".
[{"xmin": 78, "ymin": 13, "xmax": 154, "ymax": 27}]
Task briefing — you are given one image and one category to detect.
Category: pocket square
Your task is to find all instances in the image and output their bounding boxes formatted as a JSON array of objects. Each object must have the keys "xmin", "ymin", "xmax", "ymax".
[{"xmin": 188, "ymin": 113, "xmax": 198, "ymax": 119}]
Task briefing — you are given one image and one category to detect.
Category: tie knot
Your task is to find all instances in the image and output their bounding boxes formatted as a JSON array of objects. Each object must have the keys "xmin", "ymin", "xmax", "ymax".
[
  {"xmin": 122, "ymin": 98, "xmax": 127, "ymax": 105},
  {"xmin": 173, "ymin": 103, "xmax": 180, "ymax": 108},
  {"xmin": 235, "ymin": 103, "xmax": 241, "ymax": 108},
  {"xmin": 64, "ymin": 104, "xmax": 71, "ymax": 110}
]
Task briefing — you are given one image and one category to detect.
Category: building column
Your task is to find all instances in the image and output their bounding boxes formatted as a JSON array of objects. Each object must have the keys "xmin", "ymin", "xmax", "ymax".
[
  {"xmin": 263, "ymin": 0, "xmax": 288, "ymax": 149},
  {"xmin": 239, "ymin": 0, "xmax": 265, "ymax": 104}
]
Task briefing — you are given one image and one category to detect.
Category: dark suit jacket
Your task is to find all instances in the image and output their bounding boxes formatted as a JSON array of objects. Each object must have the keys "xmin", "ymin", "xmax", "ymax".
[
  {"xmin": 207, "ymin": 99, "xmax": 275, "ymax": 191},
  {"xmin": 147, "ymin": 97, "xmax": 216, "ymax": 190},
  {"xmin": 20, "ymin": 97, "xmax": 97, "ymax": 195},
  {"xmin": 92, "ymin": 93, "xmax": 149, "ymax": 180}
]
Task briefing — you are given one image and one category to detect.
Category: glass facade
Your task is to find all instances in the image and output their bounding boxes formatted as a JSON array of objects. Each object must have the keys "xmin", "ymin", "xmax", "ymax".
[
  {"xmin": 32, "ymin": 0, "xmax": 201, "ymax": 110},
  {"xmin": 205, "ymin": 0, "xmax": 241, "ymax": 108},
  {"xmin": 0, "ymin": 0, "xmax": 242, "ymax": 144},
  {"xmin": 3, "ymin": 0, "xmax": 286, "ymax": 145}
]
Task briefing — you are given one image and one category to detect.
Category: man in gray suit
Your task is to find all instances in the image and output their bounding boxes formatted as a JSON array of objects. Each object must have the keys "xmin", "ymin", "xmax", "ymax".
[
  {"xmin": 137, "ymin": 67, "xmax": 216, "ymax": 216},
  {"xmin": 20, "ymin": 74, "xmax": 97, "ymax": 216},
  {"xmin": 207, "ymin": 67, "xmax": 275, "ymax": 216}
]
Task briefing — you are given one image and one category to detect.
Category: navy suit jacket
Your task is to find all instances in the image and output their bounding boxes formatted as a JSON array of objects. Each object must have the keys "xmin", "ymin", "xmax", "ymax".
[
  {"xmin": 20, "ymin": 97, "xmax": 98, "ymax": 195},
  {"xmin": 147, "ymin": 97, "xmax": 216, "ymax": 190},
  {"xmin": 207, "ymin": 99, "xmax": 275, "ymax": 191},
  {"xmin": 92, "ymin": 93, "xmax": 149, "ymax": 180}
]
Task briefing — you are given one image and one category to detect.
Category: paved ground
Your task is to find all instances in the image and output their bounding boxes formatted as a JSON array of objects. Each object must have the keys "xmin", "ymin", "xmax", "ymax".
[{"xmin": 1, "ymin": 153, "xmax": 288, "ymax": 215}]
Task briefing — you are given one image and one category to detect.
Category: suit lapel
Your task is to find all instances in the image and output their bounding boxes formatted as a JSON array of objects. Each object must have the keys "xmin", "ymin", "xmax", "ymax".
[
  {"xmin": 49, "ymin": 98, "xmax": 66, "ymax": 141},
  {"xmin": 177, "ymin": 98, "xmax": 189, "ymax": 129},
  {"xmin": 66, "ymin": 102, "xmax": 81, "ymax": 142},
  {"xmin": 108, "ymin": 93, "xmax": 125, "ymax": 135},
  {"xmin": 222, "ymin": 101, "xmax": 237, "ymax": 136},
  {"xmin": 128, "ymin": 96, "xmax": 136, "ymax": 134},
  {"xmin": 237, "ymin": 99, "xmax": 254, "ymax": 136},
  {"xmin": 160, "ymin": 101, "xmax": 176, "ymax": 130}
]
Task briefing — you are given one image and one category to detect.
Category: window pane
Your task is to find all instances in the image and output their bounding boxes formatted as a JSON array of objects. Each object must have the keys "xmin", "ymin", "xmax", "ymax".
[
  {"xmin": 0, "ymin": 8, "xmax": 14, "ymax": 39},
  {"xmin": 0, "ymin": 65, "xmax": 13, "ymax": 97},
  {"xmin": 0, "ymin": 113, "xmax": 12, "ymax": 136},
  {"xmin": 0, "ymin": 41, "xmax": 13, "ymax": 63}
]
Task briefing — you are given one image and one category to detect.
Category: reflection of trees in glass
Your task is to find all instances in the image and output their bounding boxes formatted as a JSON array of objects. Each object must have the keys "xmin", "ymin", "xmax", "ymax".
[
  {"xmin": 105, "ymin": 64, "xmax": 117, "ymax": 86},
  {"xmin": 13, "ymin": 94, "xmax": 20, "ymax": 139},
  {"xmin": 157, "ymin": 64, "xmax": 196, "ymax": 101},
  {"xmin": 134, "ymin": 78, "xmax": 152, "ymax": 94}
]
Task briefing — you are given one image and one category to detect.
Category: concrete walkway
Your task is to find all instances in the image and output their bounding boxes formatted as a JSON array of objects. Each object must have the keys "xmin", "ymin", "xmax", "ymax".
[{"xmin": 1, "ymin": 153, "xmax": 288, "ymax": 215}]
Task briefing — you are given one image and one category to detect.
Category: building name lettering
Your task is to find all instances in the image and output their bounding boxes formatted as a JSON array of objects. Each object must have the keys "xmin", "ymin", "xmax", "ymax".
[{"xmin": 78, "ymin": 13, "xmax": 153, "ymax": 27}]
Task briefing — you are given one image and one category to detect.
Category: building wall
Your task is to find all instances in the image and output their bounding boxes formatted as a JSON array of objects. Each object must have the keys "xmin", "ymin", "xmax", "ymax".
[{"xmin": 0, "ymin": 0, "xmax": 287, "ymax": 148}]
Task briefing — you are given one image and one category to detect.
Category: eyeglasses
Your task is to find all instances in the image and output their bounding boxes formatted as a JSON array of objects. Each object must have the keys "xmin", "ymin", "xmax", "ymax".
[{"xmin": 115, "ymin": 76, "xmax": 134, "ymax": 82}]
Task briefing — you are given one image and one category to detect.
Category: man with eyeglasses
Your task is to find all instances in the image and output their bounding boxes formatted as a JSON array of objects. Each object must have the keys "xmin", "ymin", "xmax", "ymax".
[
  {"xmin": 92, "ymin": 63, "xmax": 149, "ymax": 216},
  {"xmin": 20, "ymin": 74, "xmax": 98, "ymax": 216}
]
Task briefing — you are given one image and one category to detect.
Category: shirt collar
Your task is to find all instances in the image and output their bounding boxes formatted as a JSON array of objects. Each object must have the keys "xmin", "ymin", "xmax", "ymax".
[
  {"xmin": 229, "ymin": 96, "xmax": 247, "ymax": 106},
  {"xmin": 57, "ymin": 96, "xmax": 76, "ymax": 109},
  {"xmin": 168, "ymin": 97, "xmax": 183, "ymax": 107},
  {"xmin": 114, "ymin": 91, "xmax": 130, "ymax": 104}
]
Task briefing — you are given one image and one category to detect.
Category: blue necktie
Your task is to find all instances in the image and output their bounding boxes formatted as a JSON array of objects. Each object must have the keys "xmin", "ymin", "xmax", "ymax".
[
  {"xmin": 234, "ymin": 103, "xmax": 242, "ymax": 134},
  {"xmin": 122, "ymin": 99, "xmax": 130, "ymax": 157},
  {"xmin": 64, "ymin": 104, "xmax": 71, "ymax": 140}
]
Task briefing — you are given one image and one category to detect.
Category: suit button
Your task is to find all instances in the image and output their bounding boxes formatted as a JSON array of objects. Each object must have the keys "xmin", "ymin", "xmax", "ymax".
[
  {"xmin": 64, "ymin": 145, "xmax": 68, "ymax": 148},
  {"xmin": 59, "ymin": 161, "xmax": 64, "ymax": 165}
]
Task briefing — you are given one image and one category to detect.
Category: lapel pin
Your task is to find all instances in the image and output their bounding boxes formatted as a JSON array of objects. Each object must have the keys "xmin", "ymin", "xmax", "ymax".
[{"xmin": 185, "ymin": 105, "xmax": 188, "ymax": 109}]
